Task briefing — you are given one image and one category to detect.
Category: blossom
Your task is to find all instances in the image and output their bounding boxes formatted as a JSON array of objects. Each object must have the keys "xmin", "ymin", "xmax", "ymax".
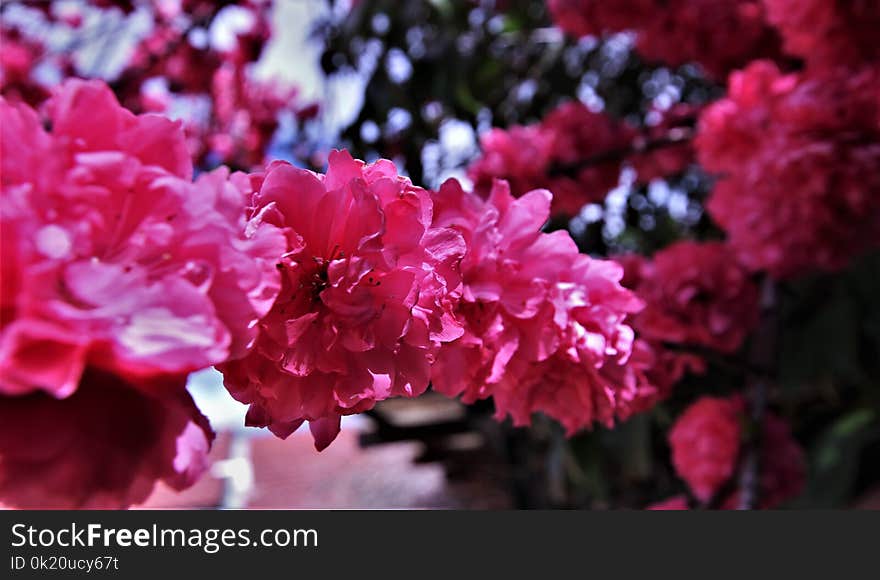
[
  {"xmin": 763, "ymin": 0, "xmax": 880, "ymax": 71},
  {"xmin": 615, "ymin": 251, "xmax": 708, "ymax": 396},
  {"xmin": 468, "ymin": 125, "xmax": 556, "ymax": 209},
  {"xmin": 217, "ymin": 151, "xmax": 466, "ymax": 450},
  {"xmin": 0, "ymin": 80, "xmax": 285, "ymax": 394},
  {"xmin": 430, "ymin": 179, "xmax": 660, "ymax": 435},
  {"xmin": 0, "ymin": 79, "xmax": 284, "ymax": 506},
  {"xmin": 202, "ymin": 64, "xmax": 297, "ymax": 169},
  {"xmin": 468, "ymin": 101, "xmax": 632, "ymax": 216},
  {"xmin": 0, "ymin": 370, "xmax": 212, "ymax": 509},
  {"xmin": 546, "ymin": 0, "xmax": 652, "ymax": 37},
  {"xmin": 669, "ymin": 396, "xmax": 806, "ymax": 507},
  {"xmin": 624, "ymin": 242, "xmax": 759, "ymax": 353},
  {"xmin": 669, "ymin": 396, "xmax": 743, "ymax": 503},
  {"xmin": 697, "ymin": 61, "xmax": 880, "ymax": 279},
  {"xmin": 547, "ymin": 0, "xmax": 783, "ymax": 79},
  {"xmin": 0, "ymin": 26, "xmax": 50, "ymax": 106}
]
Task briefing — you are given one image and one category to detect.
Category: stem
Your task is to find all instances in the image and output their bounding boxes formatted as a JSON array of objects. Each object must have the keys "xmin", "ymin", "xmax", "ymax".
[
  {"xmin": 737, "ymin": 277, "xmax": 778, "ymax": 509},
  {"xmin": 547, "ymin": 125, "xmax": 695, "ymax": 176}
]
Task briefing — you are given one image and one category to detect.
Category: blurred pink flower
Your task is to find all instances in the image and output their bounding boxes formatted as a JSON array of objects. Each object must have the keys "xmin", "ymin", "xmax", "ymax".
[
  {"xmin": 669, "ymin": 395, "xmax": 805, "ymax": 507},
  {"xmin": 763, "ymin": 0, "xmax": 880, "ymax": 71},
  {"xmin": 669, "ymin": 396, "xmax": 743, "ymax": 503},
  {"xmin": 0, "ymin": 80, "xmax": 285, "ymax": 395},
  {"xmin": 548, "ymin": 0, "xmax": 783, "ymax": 79},
  {"xmin": 218, "ymin": 151, "xmax": 466, "ymax": 450},
  {"xmin": 0, "ymin": 79, "xmax": 284, "ymax": 507},
  {"xmin": 0, "ymin": 370, "xmax": 212, "ymax": 509},
  {"xmin": 625, "ymin": 241, "xmax": 759, "ymax": 354},
  {"xmin": 468, "ymin": 101, "xmax": 632, "ymax": 216},
  {"xmin": 697, "ymin": 61, "xmax": 880, "ymax": 278}
]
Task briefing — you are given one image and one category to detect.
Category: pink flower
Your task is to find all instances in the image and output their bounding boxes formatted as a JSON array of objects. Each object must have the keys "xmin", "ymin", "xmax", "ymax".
[
  {"xmin": 430, "ymin": 179, "xmax": 659, "ymax": 435},
  {"xmin": 615, "ymin": 252, "xmax": 709, "ymax": 396},
  {"xmin": 0, "ymin": 79, "xmax": 284, "ymax": 506},
  {"xmin": 763, "ymin": 0, "xmax": 880, "ymax": 71},
  {"xmin": 697, "ymin": 61, "xmax": 880, "ymax": 278},
  {"xmin": 218, "ymin": 151, "xmax": 466, "ymax": 450},
  {"xmin": 0, "ymin": 80, "xmax": 285, "ymax": 394},
  {"xmin": 0, "ymin": 26, "xmax": 50, "ymax": 107},
  {"xmin": 548, "ymin": 0, "xmax": 783, "ymax": 80},
  {"xmin": 669, "ymin": 396, "xmax": 743, "ymax": 503},
  {"xmin": 625, "ymin": 242, "xmax": 759, "ymax": 353},
  {"xmin": 0, "ymin": 369, "xmax": 212, "ymax": 509},
  {"xmin": 468, "ymin": 101, "xmax": 632, "ymax": 216},
  {"xmin": 202, "ymin": 64, "xmax": 296, "ymax": 169},
  {"xmin": 468, "ymin": 125, "xmax": 556, "ymax": 210},
  {"xmin": 669, "ymin": 396, "xmax": 806, "ymax": 507}
]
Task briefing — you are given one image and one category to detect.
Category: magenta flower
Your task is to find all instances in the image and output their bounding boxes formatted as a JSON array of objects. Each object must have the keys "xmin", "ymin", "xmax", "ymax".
[
  {"xmin": 697, "ymin": 61, "xmax": 880, "ymax": 278},
  {"xmin": 430, "ymin": 179, "xmax": 658, "ymax": 435},
  {"xmin": 468, "ymin": 101, "xmax": 633, "ymax": 216},
  {"xmin": 764, "ymin": 0, "xmax": 880, "ymax": 71},
  {"xmin": 0, "ymin": 79, "xmax": 284, "ymax": 507},
  {"xmin": 625, "ymin": 241, "xmax": 759, "ymax": 354},
  {"xmin": 218, "ymin": 151, "xmax": 466, "ymax": 450},
  {"xmin": 0, "ymin": 79, "xmax": 285, "ymax": 395},
  {"xmin": 0, "ymin": 370, "xmax": 212, "ymax": 509},
  {"xmin": 669, "ymin": 395, "xmax": 805, "ymax": 508}
]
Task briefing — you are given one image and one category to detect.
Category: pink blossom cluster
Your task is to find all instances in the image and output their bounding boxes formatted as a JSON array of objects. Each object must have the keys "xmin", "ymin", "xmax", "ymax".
[
  {"xmin": 620, "ymin": 241, "xmax": 759, "ymax": 355},
  {"xmin": 0, "ymin": 80, "xmax": 285, "ymax": 507},
  {"xmin": 547, "ymin": 0, "xmax": 783, "ymax": 79},
  {"xmin": 430, "ymin": 179, "xmax": 660, "ymax": 434},
  {"xmin": 614, "ymin": 241, "xmax": 759, "ymax": 399},
  {"xmin": 468, "ymin": 101, "xmax": 635, "ymax": 216},
  {"xmin": 468, "ymin": 101, "xmax": 698, "ymax": 216},
  {"xmin": 218, "ymin": 152, "xmax": 467, "ymax": 450},
  {"xmin": 664, "ymin": 396, "xmax": 805, "ymax": 508},
  {"xmin": 0, "ymin": 26, "xmax": 55, "ymax": 107},
  {"xmin": 763, "ymin": 0, "xmax": 880, "ymax": 72},
  {"xmin": 118, "ymin": 0, "xmax": 308, "ymax": 170},
  {"xmin": 1, "ymin": 0, "xmax": 310, "ymax": 171},
  {"xmin": 2, "ymin": 79, "xmax": 661, "ymax": 507},
  {"xmin": 697, "ymin": 61, "xmax": 880, "ymax": 279}
]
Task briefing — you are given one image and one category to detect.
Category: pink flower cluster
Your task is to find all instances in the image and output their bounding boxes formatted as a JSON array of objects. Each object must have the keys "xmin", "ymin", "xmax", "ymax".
[
  {"xmin": 547, "ymin": 0, "xmax": 783, "ymax": 79},
  {"xmin": 468, "ymin": 101, "xmax": 698, "ymax": 216},
  {"xmin": 763, "ymin": 0, "xmax": 880, "ymax": 72},
  {"xmin": 468, "ymin": 101, "xmax": 633, "ymax": 216},
  {"xmin": 667, "ymin": 396, "xmax": 805, "ymax": 508},
  {"xmin": 697, "ymin": 61, "xmax": 880, "ymax": 279},
  {"xmin": 0, "ymin": 26, "xmax": 53, "ymax": 107},
  {"xmin": 621, "ymin": 241, "xmax": 759, "ymax": 354},
  {"xmin": 218, "ymin": 152, "xmax": 467, "ymax": 450},
  {"xmin": 2, "ymin": 0, "xmax": 307, "ymax": 171},
  {"xmin": 0, "ymin": 80, "xmax": 285, "ymax": 507},
  {"xmin": 430, "ymin": 179, "xmax": 659, "ymax": 434}
]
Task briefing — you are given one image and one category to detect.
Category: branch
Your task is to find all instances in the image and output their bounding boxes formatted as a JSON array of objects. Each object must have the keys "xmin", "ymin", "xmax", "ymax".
[
  {"xmin": 662, "ymin": 341, "xmax": 760, "ymax": 376},
  {"xmin": 737, "ymin": 277, "xmax": 778, "ymax": 510},
  {"xmin": 547, "ymin": 125, "xmax": 695, "ymax": 177}
]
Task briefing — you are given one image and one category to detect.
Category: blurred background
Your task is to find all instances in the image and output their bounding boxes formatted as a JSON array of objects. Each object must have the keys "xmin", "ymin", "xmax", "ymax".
[{"xmin": 2, "ymin": 0, "xmax": 879, "ymax": 509}]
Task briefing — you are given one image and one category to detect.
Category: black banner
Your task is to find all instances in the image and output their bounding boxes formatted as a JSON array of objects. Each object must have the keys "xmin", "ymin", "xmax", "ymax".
[{"xmin": 1, "ymin": 510, "xmax": 874, "ymax": 578}]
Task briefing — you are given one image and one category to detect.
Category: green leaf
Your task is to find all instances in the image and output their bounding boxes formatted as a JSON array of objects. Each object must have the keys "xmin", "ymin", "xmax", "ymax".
[{"xmin": 793, "ymin": 408, "xmax": 879, "ymax": 508}]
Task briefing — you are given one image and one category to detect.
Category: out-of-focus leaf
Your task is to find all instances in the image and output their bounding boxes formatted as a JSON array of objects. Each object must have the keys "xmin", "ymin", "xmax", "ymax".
[{"xmin": 792, "ymin": 408, "xmax": 879, "ymax": 508}]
